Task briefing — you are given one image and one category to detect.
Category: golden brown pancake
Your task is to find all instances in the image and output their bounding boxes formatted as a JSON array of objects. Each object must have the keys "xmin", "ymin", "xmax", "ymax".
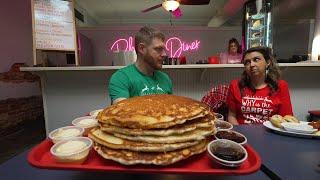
[
  {"xmin": 90, "ymin": 95, "xmax": 216, "ymax": 166},
  {"xmin": 100, "ymin": 116, "xmax": 214, "ymax": 136},
  {"xmin": 112, "ymin": 127, "xmax": 215, "ymax": 144},
  {"xmin": 93, "ymin": 139, "xmax": 208, "ymax": 165},
  {"xmin": 89, "ymin": 128, "xmax": 200, "ymax": 152},
  {"xmin": 98, "ymin": 94, "xmax": 209, "ymax": 129}
]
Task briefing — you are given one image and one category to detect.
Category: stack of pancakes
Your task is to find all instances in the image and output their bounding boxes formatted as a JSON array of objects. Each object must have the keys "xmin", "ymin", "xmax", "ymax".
[{"xmin": 89, "ymin": 94, "xmax": 216, "ymax": 165}]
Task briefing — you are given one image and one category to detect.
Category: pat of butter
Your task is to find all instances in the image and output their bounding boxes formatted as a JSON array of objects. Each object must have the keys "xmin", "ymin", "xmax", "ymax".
[
  {"xmin": 56, "ymin": 140, "xmax": 87, "ymax": 154},
  {"xmin": 94, "ymin": 130, "xmax": 123, "ymax": 145},
  {"xmin": 78, "ymin": 118, "xmax": 97, "ymax": 127},
  {"xmin": 54, "ymin": 129, "xmax": 80, "ymax": 139}
]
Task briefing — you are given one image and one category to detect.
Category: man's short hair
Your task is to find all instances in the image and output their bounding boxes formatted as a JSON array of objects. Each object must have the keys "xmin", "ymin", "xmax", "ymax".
[{"xmin": 134, "ymin": 26, "xmax": 165, "ymax": 54}]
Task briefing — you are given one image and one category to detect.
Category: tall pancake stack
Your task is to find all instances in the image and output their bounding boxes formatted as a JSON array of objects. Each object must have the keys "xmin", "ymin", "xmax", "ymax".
[{"xmin": 89, "ymin": 94, "xmax": 216, "ymax": 165}]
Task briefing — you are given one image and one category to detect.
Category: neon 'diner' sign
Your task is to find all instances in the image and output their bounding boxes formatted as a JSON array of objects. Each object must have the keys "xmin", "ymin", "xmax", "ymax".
[{"xmin": 110, "ymin": 36, "xmax": 200, "ymax": 58}]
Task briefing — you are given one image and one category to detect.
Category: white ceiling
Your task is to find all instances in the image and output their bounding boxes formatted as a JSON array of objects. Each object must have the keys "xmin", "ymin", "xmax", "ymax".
[{"xmin": 75, "ymin": 0, "xmax": 317, "ymax": 27}]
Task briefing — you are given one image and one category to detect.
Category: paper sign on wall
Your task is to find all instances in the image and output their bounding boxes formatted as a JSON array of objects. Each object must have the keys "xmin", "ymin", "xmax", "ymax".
[{"xmin": 33, "ymin": 0, "xmax": 75, "ymax": 50}]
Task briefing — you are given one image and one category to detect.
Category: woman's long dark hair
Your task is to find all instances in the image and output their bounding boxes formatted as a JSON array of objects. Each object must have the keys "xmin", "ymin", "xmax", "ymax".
[
  {"xmin": 228, "ymin": 38, "xmax": 241, "ymax": 54},
  {"xmin": 239, "ymin": 46, "xmax": 281, "ymax": 96}
]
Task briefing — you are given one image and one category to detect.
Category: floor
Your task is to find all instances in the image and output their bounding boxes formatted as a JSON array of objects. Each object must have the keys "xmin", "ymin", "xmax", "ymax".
[{"xmin": 0, "ymin": 120, "xmax": 46, "ymax": 164}]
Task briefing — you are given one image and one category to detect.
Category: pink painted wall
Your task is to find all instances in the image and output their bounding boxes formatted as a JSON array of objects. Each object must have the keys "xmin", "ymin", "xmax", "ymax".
[
  {"xmin": 78, "ymin": 26, "xmax": 242, "ymax": 65},
  {"xmin": 0, "ymin": 0, "xmax": 310, "ymax": 69},
  {"xmin": 0, "ymin": 0, "xmax": 40, "ymax": 99},
  {"xmin": 0, "ymin": 0, "xmax": 33, "ymax": 73}
]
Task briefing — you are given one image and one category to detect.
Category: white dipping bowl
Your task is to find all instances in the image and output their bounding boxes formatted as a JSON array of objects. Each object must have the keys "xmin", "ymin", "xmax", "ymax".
[
  {"xmin": 89, "ymin": 109, "xmax": 103, "ymax": 117},
  {"xmin": 214, "ymin": 113, "xmax": 224, "ymax": 121},
  {"xmin": 207, "ymin": 139, "xmax": 248, "ymax": 167},
  {"xmin": 72, "ymin": 116, "xmax": 98, "ymax": 136},
  {"xmin": 215, "ymin": 120, "xmax": 233, "ymax": 131},
  {"xmin": 50, "ymin": 137, "xmax": 92, "ymax": 164},
  {"xmin": 214, "ymin": 129, "xmax": 247, "ymax": 145},
  {"xmin": 48, "ymin": 126, "xmax": 84, "ymax": 144}
]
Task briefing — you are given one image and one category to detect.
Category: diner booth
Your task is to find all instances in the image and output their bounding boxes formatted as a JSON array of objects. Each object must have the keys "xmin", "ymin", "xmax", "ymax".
[{"xmin": 1, "ymin": 0, "xmax": 320, "ymax": 180}]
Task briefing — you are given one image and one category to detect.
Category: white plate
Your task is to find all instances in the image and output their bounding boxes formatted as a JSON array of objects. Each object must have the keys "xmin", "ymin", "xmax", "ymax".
[
  {"xmin": 281, "ymin": 122, "xmax": 317, "ymax": 134},
  {"xmin": 263, "ymin": 121, "xmax": 320, "ymax": 139}
]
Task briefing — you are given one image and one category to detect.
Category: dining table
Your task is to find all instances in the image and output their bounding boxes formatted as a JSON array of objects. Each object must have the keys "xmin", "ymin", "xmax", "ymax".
[
  {"xmin": 0, "ymin": 125, "xmax": 319, "ymax": 180},
  {"xmin": 235, "ymin": 125, "xmax": 320, "ymax": 179}
]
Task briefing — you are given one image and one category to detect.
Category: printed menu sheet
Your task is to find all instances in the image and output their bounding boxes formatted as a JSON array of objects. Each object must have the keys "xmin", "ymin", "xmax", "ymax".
[{"xmin": 34, "ymin": 0, "xmax": 75, "ymax": 50}]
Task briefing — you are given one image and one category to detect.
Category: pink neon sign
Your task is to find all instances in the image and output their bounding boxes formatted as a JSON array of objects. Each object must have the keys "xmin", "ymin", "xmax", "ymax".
[
  {"xmin": 110, "ymin": 36, "xmax": 135, "ymax": 52},
  {"xmin": 110, "ymin": 36, "xmax": 200, "ymax": 58},
  {"xmin": 165, "ymin": 37, "xmax": 200, "ymax": 58}
]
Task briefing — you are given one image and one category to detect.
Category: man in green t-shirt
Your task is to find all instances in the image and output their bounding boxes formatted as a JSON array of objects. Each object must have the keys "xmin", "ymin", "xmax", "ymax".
[{"xmin": 108, "ymin": 26, "xmax": 173, "ymax": 104}]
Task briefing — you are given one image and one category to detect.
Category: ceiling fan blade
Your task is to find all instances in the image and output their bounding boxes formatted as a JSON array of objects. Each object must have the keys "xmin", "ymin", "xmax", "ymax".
[
  {"xmin": 179, "ymin": 0, "xmax": 210, "ymax": 5},
  {"xmin": 141, "ymin": 4, "xmax": 162, "ymax": 13},
  {"xmin": 172, "ymin": 7, "xmax": 182, "ymax": 18}
]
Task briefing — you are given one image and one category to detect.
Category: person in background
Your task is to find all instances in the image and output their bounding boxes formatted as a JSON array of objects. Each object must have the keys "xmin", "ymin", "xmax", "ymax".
[
  {"xmin": 219, "ymin": 38, "xmax": 242, "ymax": 64},
  {"xmin": 226, "ymin": 46, "xmax": 293, "ymax": 125},
  {"xmin": 108, "ymin": 26, "xmax": 173, "ymax": 104}
]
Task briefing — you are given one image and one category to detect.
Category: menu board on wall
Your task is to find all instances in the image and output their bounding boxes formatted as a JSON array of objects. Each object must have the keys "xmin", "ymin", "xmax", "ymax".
[{"xmin": 33, "ymin": 0, "xmax": 75, "ymax": 50}]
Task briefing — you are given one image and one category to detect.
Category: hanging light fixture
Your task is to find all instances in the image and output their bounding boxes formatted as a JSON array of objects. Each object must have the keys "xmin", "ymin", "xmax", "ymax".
[{"xmin": 162, "ymin": 0, "xmax": 180, "ymax": 12}]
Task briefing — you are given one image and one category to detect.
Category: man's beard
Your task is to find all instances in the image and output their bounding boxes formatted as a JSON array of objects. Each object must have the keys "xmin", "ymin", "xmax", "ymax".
[{"xmin": 145, "ymin": 53, "xmax": 162, "ymax": 70}]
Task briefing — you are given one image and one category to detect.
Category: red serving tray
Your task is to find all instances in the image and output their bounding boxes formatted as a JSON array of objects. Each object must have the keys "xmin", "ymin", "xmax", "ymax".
[{"xmin": 28, "ymin": 139, "xmax": 261, "ymax": 175}]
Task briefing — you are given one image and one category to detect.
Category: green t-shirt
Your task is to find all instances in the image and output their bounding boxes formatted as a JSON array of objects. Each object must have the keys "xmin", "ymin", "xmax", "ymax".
[{"xmin": 108, "ymin": 64, "xmax": 173, "ymax": 102}]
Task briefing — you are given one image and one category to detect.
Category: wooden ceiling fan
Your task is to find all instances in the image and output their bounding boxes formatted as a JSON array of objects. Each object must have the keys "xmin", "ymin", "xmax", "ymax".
[{"xmin": 141, "ymin": 0, "xmax": 210, "ymax": 18}]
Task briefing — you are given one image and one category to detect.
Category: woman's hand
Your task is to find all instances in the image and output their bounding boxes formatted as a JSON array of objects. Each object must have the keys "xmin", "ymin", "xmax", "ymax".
[{"xmin": 228, "ymin": 109, "xmax": 239, "ymax": 125}]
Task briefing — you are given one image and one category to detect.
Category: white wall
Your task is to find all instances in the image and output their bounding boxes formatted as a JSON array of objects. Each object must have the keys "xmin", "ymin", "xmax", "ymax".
[
  {"xmin": 0, "ymin": 0, "xmax": 40, "ymax": 99},
  {"xmin": 74, "ymin": 1, "xmax": 98, "ymax": 27},
  {"xmin": 0, "ymin": 0, "xmax": 33, "ymax": 72}
]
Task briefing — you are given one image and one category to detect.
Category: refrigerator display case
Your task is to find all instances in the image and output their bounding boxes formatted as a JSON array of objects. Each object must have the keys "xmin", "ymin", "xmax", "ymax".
[{"xmin": 243, "ymin": 0, "xmax": 273, "ymax": 50}]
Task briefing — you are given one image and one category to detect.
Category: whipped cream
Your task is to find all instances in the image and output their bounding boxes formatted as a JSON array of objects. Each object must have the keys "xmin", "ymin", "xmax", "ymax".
[
  {"xmin": 54, "ymin": 128, "xmax": 81, "ymax": 139},
  {"xmin": 77, "ymin": 118, "xmax": 97, "ymax": 127},
  {"xmin": 55, "ymin": 140, "xmax": 87, "ymax": 155}
]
